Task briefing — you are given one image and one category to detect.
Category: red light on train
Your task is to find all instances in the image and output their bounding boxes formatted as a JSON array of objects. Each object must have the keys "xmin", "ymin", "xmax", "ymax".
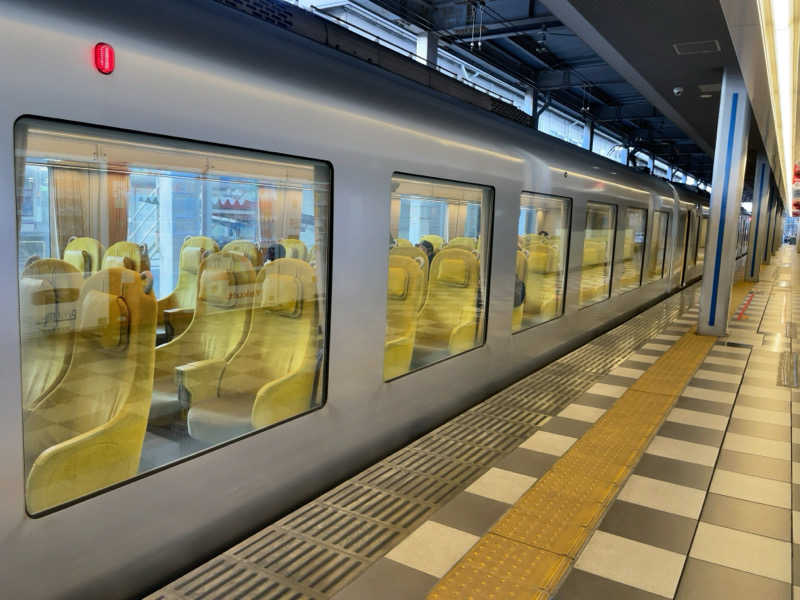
[{"xmin": 94, "ymin": 43, "xmax": 114, "ymax": 74}]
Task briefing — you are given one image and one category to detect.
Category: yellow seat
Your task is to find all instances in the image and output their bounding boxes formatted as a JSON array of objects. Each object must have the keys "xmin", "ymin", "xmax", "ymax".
[
  {"xmin": 523, "ymin": 245, "xmax": 557, "ymax": 319},
  {"xmin": 222, "ymin": 240, "xmax": 261, "ymax": 267},
  {"xmin": 414, "ymin": 248, "xmax": 479, "ymax": 356},
  {"xmin": 149, "ymin": 252, "xmax": 256, "ymax": 425},
  {"xmin": 384, "ymin": 255, "xmax": 425, "ymax": 379},
  {"xmin": 63, "ymin": 237, "xmax": 104, "ymax": 277},
  {"xmin": 19, "ymin": 259, "xmax": 83, "ymax": 410},
  {"xmin": 157, "ymin": 236, "xmax": 219, "ymax": 326},
  {"xmin": 390, "ymin": 246, "xmax": 429, "ymax": 310},
  {"xmin": 447, "ymin": 237, "xmax": 477, "ymax": 250},
  {"xmin": 24, "ymin": 267, "xmax": 157, "ymax": 513},
  {"xmin": 395, "ymin": 238, "xmax": 412, "ymax": 248},
  {"xmin": 184, "ymin": 259, "xmax": 319, "ymax": 442},
  {"xmin": 102, "ymin": 241, "xmax": 148, "ymax": 272},
  {"xmin": 419, "ymin": 234, "xmax": 444, "ymax": 252},
  {"xmin": 279, "ymin": 238, "xmax": 307, "ymax": 260},
  {"xmin": 512, "ymin": 250, "xmax": 527, "ymax": 330}
]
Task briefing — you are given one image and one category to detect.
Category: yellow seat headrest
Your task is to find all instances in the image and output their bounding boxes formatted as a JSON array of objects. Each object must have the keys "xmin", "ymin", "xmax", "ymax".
[
  {"xmin": 387, "ymin": 266, "xmax": 409, "ymax": 299},
  {"xmin": 103, "ymin": 255, "xmax": 135, "ymax": 270},
  {"xmin": 79, "ymin": 289, "xmax": 129, "ymax": 350},
  {"xmin": 199, "ymin": 268, "xmax": 237, "ymax": 308},
  {"xmin": 182, "ymin": 246, "xmax": 204, "ymax": 274},
  {"xmin": 436, "ymin": 258, "xmax": 469, "ymax": 287},
  {"xmin": 261, "ymin": 273, "xmax": 302, "ymax": 317},
  {"xmin": 64, "ymin": 249, "xmax": 90, "ymax": 274}
]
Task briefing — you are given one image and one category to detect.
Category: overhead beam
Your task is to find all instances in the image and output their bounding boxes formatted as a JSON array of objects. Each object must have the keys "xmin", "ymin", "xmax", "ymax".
[
  {"xmin": 439, "ymin": 16, "xmax": 563, "ymax": 41},
  {"xmin": 534, "ymin": 69, "xmax": 626, "ymax": 90}
]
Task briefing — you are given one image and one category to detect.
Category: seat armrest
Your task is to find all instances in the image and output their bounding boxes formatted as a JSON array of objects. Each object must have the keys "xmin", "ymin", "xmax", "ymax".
[
  {"xmin": 163, "ymin": 307, "xmax": 194, "ymax": 341},
  {"xmin": 175, "ymin": 359, "xmax": 226, "ymax": 409},
  {"xmin": 251, "ymin": 368, "xmax": 316, "ymax": 428},
  {"xmin": 449, "ymin": 318, "xmax": 477, "ymax": 354}
]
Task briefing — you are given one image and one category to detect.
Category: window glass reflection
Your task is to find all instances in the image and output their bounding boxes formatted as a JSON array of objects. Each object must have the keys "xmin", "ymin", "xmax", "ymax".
[
  {"xmin": 579, "ymin": 203, "xmax": 616, "ymax": 307},
  {"xmin": 646, "ymin": 210, "xmax": 669, "ymax": 281},
  {"xmin": 618, "ymin": 207, "xmax": 646, "ymax": 293}
]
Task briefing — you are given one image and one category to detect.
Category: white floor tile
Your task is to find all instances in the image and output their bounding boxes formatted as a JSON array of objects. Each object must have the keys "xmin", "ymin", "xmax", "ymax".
[
  {"xmin": 558, "ymin": 404, "xmax": 606, "ymax": 423},
  {"xmin": 681, "ymin": 386, "xmax": 736, "ymax": 405},
  {"xmin": 628, "ymin": 353, "xmax": 659, "ymax": 364},
  {"xmin": 587, "ymin": 383, "xmax": 628, "ymax": 398},
  {"xmin": 709, "ymin": 469, "xmax": 791, "ymax": 509},
  {"xmin": 693, "ymin": 369, "xmax": 741, "ymax": 384},
  {"xmin": 654, "ymin": 334, "xmax": 680, "ymax": 341},
  {"xmin": 465, "ymin": 468, "xmax": 536, "ymax": 505},
  {"xmin": 722, "ymin": 432, "xmax": 791, "ymax": 460},
  {"xmin": 617, "ymin": 474, "xmax": 706, "ymax": 519},
  {"xmin": 732, "ymin": 405, "xmax": 791, "ymax": 426},
  {"xmin": 641, "ymin": 343, "xmax": 671, "ymax": 352},
  {"xmin": 794, "ymin": 584, "xmax": 800, "ymax": 600},
  {"xmin": 575, "ymin": 530, "xmax": 686, "ymax": 598},
  {"xmin": 609, "ymin": 366, "xmax": 646, "ymax": 379},
  {"xmin": 520, "ymin": 431, "xmax": 576, "ymax": 456},
  {"xmin": 667, "ymin": 407, "xmax": 728, "ymax": 431},
  {"xmin": 689, "ymin": 522, "xmax": 791, "ymax": 583},
  {"xmin": 714, "ymin": 345, "xmax": 751, "ymax": 356},
  {"xmin": 645, "ymin": 435, "xmax": 719, "ymax": 467},
  {"xmin": 792, "ymin": 402, "xmax": 800, "ymax": 415},
  {"xmin": 385, "ymin": 521, "xmax": 478, "ymax": 578},
  {"xmin": 740, "ymin": 384, "xmax": 790, "ymax": 400}
]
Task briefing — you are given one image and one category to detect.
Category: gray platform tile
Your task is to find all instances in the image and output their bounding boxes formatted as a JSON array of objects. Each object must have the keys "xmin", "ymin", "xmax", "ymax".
[
  {"xmin": 598, "ymin": 500, "xmax": 697, "ymax": 554},
  {"xmin": 493, "ymin": 447, "xmax": 558, "ymax": 479},
  {"xmin": 794, "ymin": 544, "xmax": 800, "ymax": 584},
  {"xmin": 686, "ymin": 377, "xmax": 741, "ymax": 393},
  {"xmin": 716, "ymin": 449, "xmax": 791, "ymax": 482},
  {"xmin": 619, "ymin": 359, "xmax": 659, "ymax": 371},
  {"xmin": 428, "ymin": 491, "xmax": 509, "ymax": 537},
  {"xmin": 791, "ymin": 444, "xmax": 800, "ymax": 462},
  {"xmin": 792, "ymin": 414, "xmax": 800, "ymax": 428},
  {"xmin": 555, "ymin": 568, "xmax": 665, "ymax": 600},
  {"xmin": 727, "ymin": 418, "xmax": 792, "ymax": 442},
  {"xmin": 700, "ymin": 493, "xmax": 791, "ymax": 541},
  {"xmin": 332, "ymin": 558, "xmax": 436, "ymax": 600},
  {"xmin": 632, "ymin": 453, "xmax": 713, "ymax": 490},
  {"xmin": 657, "ymin": 421, "xmax": 725, "ymax": 448},
  {"xmin": 793, "ymin": 485, "xmax": 800, "ymax": 511},
  {"xmin": 675, "ymin": 558, "xmax": 791, "ymax": 600},
  {"xmin": 571, "ymin": 393, "xmax": 617, "ymax": 410},
  {"xmin": 540, "ymin": 416, "xmax": 594, "ymax": 438},
  {"xmin": 675, "ymin": 396, "xmax": 733, "ymax": 416},
  {"xmin": 700, "ymin": 362, "xmax": 748, "ymax": 375},
  {"xmin": 597, "ymin": 374, "xmax": 639, "ymax": 388}
]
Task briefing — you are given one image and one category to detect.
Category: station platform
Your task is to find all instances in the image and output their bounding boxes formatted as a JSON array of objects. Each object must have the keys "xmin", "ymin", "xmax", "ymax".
[{"xmin": 150, "ymin": 248, "xmax": 799, "ymax": 600}]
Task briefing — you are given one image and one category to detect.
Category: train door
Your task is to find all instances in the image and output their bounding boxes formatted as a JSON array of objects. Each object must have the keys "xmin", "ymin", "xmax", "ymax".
[
  {"xmin": 682, "ymin": 211, "xmax": 698, "ymax": 285},
  {"xmin": 672, "ymin": 209, "xmax": 689, "ymax": 285}
]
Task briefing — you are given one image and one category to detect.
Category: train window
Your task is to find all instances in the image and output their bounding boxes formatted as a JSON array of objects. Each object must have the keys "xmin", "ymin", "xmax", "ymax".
[
  {"xmin": 618, "ymin": 207, "xmax": 646, "ymax": 293},
  {"xmin": 385, "ymin": 174, "xmax": 492, "ymax": 379},
  {"xmin": 646, "ymin": 210, "xmax": 670, "ymax": 281},
  {"xmin": 697, "ymin": 216, "xmax": 708, "ymax": 265},
  {"xmin": 687, "ymin": 214, "xmax": 698, "ymax": 267},
  {"xmin": 673, "ymin": 211, "xmax": 689, "ymax": 278},
  {"xmin": 15, "ymin": 117, "xmax": 331, "ymax": 514},
  {"xmin": 513, "ymin": 193, "xmax": 570, "ymax": 331},
  {"xmin": 578, "ymin": 202, "xmax": 616, "ymax": 307}
]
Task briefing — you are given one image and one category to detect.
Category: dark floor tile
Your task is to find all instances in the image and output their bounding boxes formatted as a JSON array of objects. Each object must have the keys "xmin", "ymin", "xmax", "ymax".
[
  {"xmin": 687, "ymin": 378, "xmax": 740, "ymax": 393},
  {"xmin": 792, "ymin": 444, "xmax": 800, "ymax": 462},
  {"xmin": 742, "ymin": 373, "xmax": 781, "ymax": 386},
  {"xmin": 599, "ymin": 500, "xmax": 696, "ymax": 554},
  {"xmin": 793, "ymin": 485, "xmax": 800, "ymax": 510},
  {"xmin": 736, "ymin": 395, "xmax": 791, "ymax": 412},
  {"xmin": 332, "ymin": 558, "xmax": 437, "ymax": 600},
  {"xmin": 675, "ymin": 396, "xmax": 732, "ymax": 416},
  {"xmin": 633, "ymin": 453, "xmax": 713, "ymax": 490},
  {"xmin": 675, "ymin": 558, "xmax": 790, "ymax": 600},
  {"xmin": 428, "ymin": 491, "xmax": 509, "ymax": 537},
  {"xmin": 657, "ymin": 421, "xmax": 725, "ymax": 447},
  {"xmin": 709, "ymin": 348, "xmax": 752, "ymax": 360},
  {"xmin": 702, "ymin": 362, "xmax": 747, "ymax": 375},
  {"xmin": 599, "ymin": 374, "xmax": 638, "ymax": 387},
  {"xmin": 794, "ymin": 543, "xmax": 800, "ymax": 584},
  {"xmin": 541, "ymin": 416, "xmax": 594, "ymax": 438},
  {"xmin": 792, "ymin": 413, "xmax": 800, "ymax": 428},
  {"xmin": 573, "ymin": 393, "xmax": 616, "ymax": 410},
  {"xmin": 556, "ymin": 568, "xmax": 664, "ymax": 600},
  {"xmin": 619, "ymin": 359, "xmax": 656, "ymax": 371},
  {"xmin": 715, "ymin": 449, "xmax": 791, "ymax": 482},
  {"xmin": 727, "ymin": 418, "xmax": 791, "ymax": 442},
  {"xmin": 700, "ymin": 493, "xmax": 790, "ymax": 541},
  {"xmin": 494, "ymin": 447, "xmax": 558, "ymax": 479}
]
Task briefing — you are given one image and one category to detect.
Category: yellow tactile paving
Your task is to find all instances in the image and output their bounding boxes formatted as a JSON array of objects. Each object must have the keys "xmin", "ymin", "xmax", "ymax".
[{"xmin": 425, "ymin": 285, "xmax": 752, "ymax": 599}]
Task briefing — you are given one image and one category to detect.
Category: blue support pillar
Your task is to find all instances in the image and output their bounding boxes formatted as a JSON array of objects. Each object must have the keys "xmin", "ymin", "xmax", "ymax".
[
  {"xmin": 764, "ymin": 186, "xmax": 775, "ymax": 265},
  {"xmin": 745, "ymin": 154, "xmax": 770, "ymax": 281},
  {"xmin": 698, "ymin": 68, "xmax": 751, "ymax": 336}
]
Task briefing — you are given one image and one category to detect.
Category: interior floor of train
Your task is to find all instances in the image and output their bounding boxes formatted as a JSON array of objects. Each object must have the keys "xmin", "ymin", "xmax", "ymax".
[{"xmin": 149, "ymin": 248, "xmax": 800, "ymax": 600}]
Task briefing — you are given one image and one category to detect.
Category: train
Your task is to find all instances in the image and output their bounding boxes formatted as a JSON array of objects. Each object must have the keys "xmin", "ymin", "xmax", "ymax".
[{"xmin": 0, "ymin": 1, "xmax": 748, "ymax": 598}]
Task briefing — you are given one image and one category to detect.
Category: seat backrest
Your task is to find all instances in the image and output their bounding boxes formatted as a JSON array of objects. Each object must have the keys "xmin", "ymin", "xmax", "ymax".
[
  {"xmin": 25, "ymin": 267, "xmax": 157, "ymax": 513},
  {"xmin": 416, "ymin": 248, "xmax": 480, "ymax": 348},
  {"xmin": 102, "ymin": 241, "xmax": 145, "ymax": 271},
  {"xmin": 526, "ymin": 244, "xmax": 553, "ymax": 274},
  {"xmin": 390, "ymin": 246, "xmax": 429, "ymax": 309},
  {"xmin": 222, "ymin": 240, "xmax": 261, "ymax": 267},
  {"xmin": 155, "ymin": 251, "xmax": 256, "ymax": 374},
  {"xmin": 279, "ymin": 238, "xmax": 307, "ymax": 260},
  {"xmin": 447, "ymin": 237, "xmax": 477, "ymax": 250},
  {"xmin": 19, "ymin": 259, "xmax": 83, "ymax": 410},
  {"xmin": 63, "ymin": 237, "xmax": 104, "ymax": 277},
  {"xmin": 386, "ymin": 255, "xmax": 424, "ymax": 340},
  {"xmin": 395, "ymin": 238, "xmax": 412, "ymax": 248},
  {"xmin": 164, "ymin": 235, "xmax": 219, "ymax": 309},
  {"xmin": 419, "ymin": 234, "xmax": 444, "ymax": 252},
  {"xmin": 218, "ymin": 258, "xmax": 318, "ymax": 399}
]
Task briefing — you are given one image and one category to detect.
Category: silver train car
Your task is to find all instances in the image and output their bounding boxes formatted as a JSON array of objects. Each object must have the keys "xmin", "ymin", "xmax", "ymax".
[{"xmin": 0, "ymin": 1, "xmax": 729, "ymax": 598}]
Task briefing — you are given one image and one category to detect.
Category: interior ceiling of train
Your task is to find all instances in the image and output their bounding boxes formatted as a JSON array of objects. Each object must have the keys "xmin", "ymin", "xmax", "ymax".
[{"xmin": 308, "ymin": 0, "xmax": 739, "ymax": 183}]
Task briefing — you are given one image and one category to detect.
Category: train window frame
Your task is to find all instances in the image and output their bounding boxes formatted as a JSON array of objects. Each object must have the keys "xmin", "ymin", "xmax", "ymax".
[
  {"xmin": 383, "ymin": 171, "xmax": 494, "ymax": 382},
  {"xmin": 616, "ymin": 205, "xmax": 648, "ymax": 295},
  {"xmin": 577, "ymin": 200, "xmax": 618, "ymax": 309},
  {"xmin": 13, "ymin": 115, "xmax": 335, "ymax": 517},
  {"xmin": 512, "ymin": 191, "xmax": 572, "ymax": 334}
]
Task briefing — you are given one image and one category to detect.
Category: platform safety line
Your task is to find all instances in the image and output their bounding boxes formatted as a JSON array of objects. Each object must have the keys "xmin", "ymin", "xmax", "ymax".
[
  {"xmin": 735, "ymin": 292, "xmax": 755, "ymax": 320},
  {"xmin": 427, "ymin": 328, "xmax": 718, "ymax": 600}
]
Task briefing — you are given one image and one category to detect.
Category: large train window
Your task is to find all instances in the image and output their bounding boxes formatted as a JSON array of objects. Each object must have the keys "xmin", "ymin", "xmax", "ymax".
[
  {"xmin": 15, "ymin": 117, "xmax": 331, "ymax": 514},
  {"xmin": 646, "ymin": 210, "xmax": 670, "ymax": 281},
  {"xmin": 385, "ymin": 174, "xmax": 492, "ymax": 379},
  {"xmin": 513, "ymin": 193, "xmax": 570, "ymax": 331},
  {"xmin": 697, "ymin": 216, "xmax": 708, "ymax": 265},
  {"xmin": 578, "ymin": 202, "xmax": 616, "ymax": 307},
  {"xmin": 618, "ymin": 207, "xmax": 646, "ymax": 293}
]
